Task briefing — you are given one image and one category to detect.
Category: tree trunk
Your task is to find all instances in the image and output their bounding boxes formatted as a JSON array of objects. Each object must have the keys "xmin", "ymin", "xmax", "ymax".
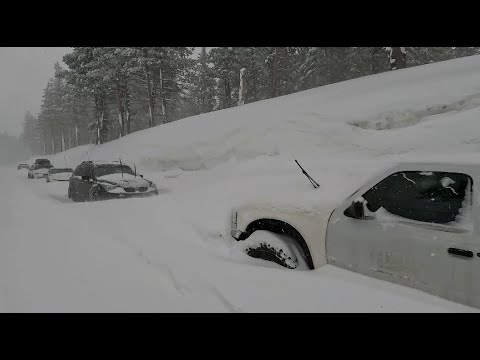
[
  {"xmin": 159, "ymin": 65, "xmax": 167, "ymax": 123},
  {"xmin": 116, "ymin": 72, "xmax": 124, "ymax": 138},
  {"xmin": 43, "ymin": 128, "xmax": 47, "ymax": 156},
  {"xmin": 270, "ymin": 48, "xmax": 278, "ymax": 98},
  {"xmin": 251, "ymin": 68, "xmax": 258, "ymax": 102},
  {"xmin": 215, "ymin": 78, "xmax": 222, "ymax": 110},
  {"xmin": 201, "ymin": 85, "xmax": 206, "ymax": 113},
  {"xmin": 124, "ymin": 87, "xmax": 131, "ymax": 134},
  {"xmin": 98, "ymin": 110, "xmax": 104, "ymax": 145},
  {"xmin": 370, "ymin": 47, "xmax": 378, "ymax": 74},
  {"xmin": 238, "ymin": 68, "xmax": 247, "ymax": 106},
  {"xmin": 51, "ymin": 130, "xmax": 55, "ymax": 155},
  {"xmin": 145, "ymin": 64, "xmax": 155, "ymax": 128},
  {"xmin": 223, "ymin": 76, "xmax": 231, "ymax": 108},
  {"xmin": 75, "ymin": 123, "xmax": 79, "ymax": 147},
  {"xmin": 61, "ymin": 130, "xmax": 65, "ymax": 152},
  {"xmin": 95, "ymin": 96, "xmax": 106, "ymax": 145},
  {"xmin": 97, "ymin": 121, "xmax": 100, "ymax": 145}
]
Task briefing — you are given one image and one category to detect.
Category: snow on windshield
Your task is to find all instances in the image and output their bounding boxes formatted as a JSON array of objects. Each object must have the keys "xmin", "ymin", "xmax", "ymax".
[{"xmin": 95, "ymin": 164, "xmax": 134, "ymax": 178}]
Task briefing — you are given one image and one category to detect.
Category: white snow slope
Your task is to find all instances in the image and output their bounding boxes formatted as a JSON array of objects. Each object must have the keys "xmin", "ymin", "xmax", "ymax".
[{"xmin": 3, "ymin": 55, "xmax": 480, "ymax": 312}]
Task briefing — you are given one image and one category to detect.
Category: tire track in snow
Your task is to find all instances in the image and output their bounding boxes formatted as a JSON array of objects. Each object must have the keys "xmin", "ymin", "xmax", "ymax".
[
  {"xmin": 205, "ymin": 283, "xmax": 244, "ymax": 313},
  {"xmin": 111, "ymin": 234, "xmax": 243, "ymax": 312},
  {"xmin": 161, "ymin": 263, "xmax": 245, "ymax": 313}
]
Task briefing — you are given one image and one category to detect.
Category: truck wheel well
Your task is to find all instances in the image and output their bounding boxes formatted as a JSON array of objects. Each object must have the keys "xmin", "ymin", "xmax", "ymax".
[{"xmin": 239, "ymin": 219, "xmax": 314, "ymax": 270}]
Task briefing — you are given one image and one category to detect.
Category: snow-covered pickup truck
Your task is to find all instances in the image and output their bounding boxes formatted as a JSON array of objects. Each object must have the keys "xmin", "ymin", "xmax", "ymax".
[{"xmin": 230, "ymin": 162, "xmax": 480, "ymax": 309}]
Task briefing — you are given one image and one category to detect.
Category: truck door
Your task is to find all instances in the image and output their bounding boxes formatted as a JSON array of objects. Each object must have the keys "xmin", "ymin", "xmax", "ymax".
[{"xmin": 326, "ymin": 170, "xmax": 480, "ymax": 309}]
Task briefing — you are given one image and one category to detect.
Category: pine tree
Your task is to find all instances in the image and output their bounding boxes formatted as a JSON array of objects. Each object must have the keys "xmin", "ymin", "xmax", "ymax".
[
  {"xmin": 209, "ymin": 47, "xmax": 237, "ymax": 109},
  {"xmin": 63, "ymin": 48, "xmax": 111, "ymax": 145},
  {"xmin": 183, "ymin": 47, "xmax": 216, "ymax": 115},
  {"xmin": 234, "ymin": 47, "xmax": 270, "ymax": 102},
  {"xmin": 265, "ymin": 47, "xmax": 303, "ymax": 97}
]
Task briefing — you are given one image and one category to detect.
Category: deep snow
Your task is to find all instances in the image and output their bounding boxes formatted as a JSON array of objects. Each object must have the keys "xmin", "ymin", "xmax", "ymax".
[{"xmin": 3, "ymin": 55, "xmax": 480, "ymax": 312}]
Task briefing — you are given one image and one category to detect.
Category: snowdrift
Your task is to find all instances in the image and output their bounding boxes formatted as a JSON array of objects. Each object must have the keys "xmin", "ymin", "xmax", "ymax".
[{"xmin": 38, "ymin": 54, "xmax": 480, "ymax": 174}]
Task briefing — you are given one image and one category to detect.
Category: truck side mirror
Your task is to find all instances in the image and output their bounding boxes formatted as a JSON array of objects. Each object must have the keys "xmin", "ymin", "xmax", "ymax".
[{"xmin": 350, "ymin": 199, "xmax": 365, "ymax": 219}]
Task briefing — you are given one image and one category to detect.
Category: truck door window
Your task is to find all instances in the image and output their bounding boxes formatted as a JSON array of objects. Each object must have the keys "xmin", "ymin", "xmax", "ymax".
[{"xmin": 361, "ymin": 171, "xmax": 472, "ymax": 225}]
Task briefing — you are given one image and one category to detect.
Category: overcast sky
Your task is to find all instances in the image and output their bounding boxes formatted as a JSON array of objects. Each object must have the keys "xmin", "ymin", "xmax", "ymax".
[
  {"xmin": 0, "ymin": 47, "xmax": 71, "ymax": 137},
  {"xmin": 0, "ymin": 47, "xmax": 209, "ymax": 138}
]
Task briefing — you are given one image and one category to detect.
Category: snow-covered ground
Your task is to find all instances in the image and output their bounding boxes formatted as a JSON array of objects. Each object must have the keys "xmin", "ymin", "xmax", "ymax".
[{"xmin": 3, "ymin": 55, "xmax": 480, "ymax": 312}]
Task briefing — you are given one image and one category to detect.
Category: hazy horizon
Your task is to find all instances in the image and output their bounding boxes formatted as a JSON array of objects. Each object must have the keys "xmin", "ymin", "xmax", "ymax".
[{"xmin": 0, "ymin": 47, "xmax": 71, "ymax": 137}]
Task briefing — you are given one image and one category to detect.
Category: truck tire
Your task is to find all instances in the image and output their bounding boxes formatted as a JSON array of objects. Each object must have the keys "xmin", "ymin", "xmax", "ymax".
[
  {"xmin": 240, "ymin": 231, "xmax": 308, "ymax": 270},
  {"xmin": 88, "ymin": 186, "xmax": 99, "ymax": 202},
  {"xmin": 69, "ymin": 187, "xmax": 82, "ymax": 202},
  {"xmin": 245, "ymin": 243, "xmax": 299, "ymax": 269}
]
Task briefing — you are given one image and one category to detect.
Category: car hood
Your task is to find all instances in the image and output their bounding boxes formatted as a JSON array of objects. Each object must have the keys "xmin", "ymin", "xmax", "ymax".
[{"xmin": 97, "ymin": 173, "xmax": 151, "ymax": 188}]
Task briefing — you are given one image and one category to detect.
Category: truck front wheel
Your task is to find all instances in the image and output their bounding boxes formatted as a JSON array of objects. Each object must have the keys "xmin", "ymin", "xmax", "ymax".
[{"xmin": 239, "ymin": 230, "xmax": 309, "ymax": 270}]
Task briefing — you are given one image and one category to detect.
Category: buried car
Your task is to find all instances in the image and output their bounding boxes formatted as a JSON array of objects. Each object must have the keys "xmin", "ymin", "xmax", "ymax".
[
  {"xmin": 68, "ymin": 161, "xmax": 158, "ymax": 202},
  {"xmin": 17, "ymin": 163, "xmax": 29, "ymax": 170},
  {"xmin": 28, "ymin": 159, "xmax": 54, "ymax": 179},
  {"xmin": 45, "ymin": 167, "xmax": 73, "ymax": 182},
  {"xmin": 230, "ymin": 162, "xmax": 480, "ymax": 309}
]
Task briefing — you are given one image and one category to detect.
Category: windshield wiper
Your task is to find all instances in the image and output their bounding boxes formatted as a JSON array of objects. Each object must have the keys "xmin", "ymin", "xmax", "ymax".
[{"xmin": 295, "ymin": 160, "xmax": 320, "ymax": 189}]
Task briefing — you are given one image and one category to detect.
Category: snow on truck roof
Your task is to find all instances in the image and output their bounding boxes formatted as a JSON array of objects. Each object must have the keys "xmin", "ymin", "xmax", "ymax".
[{"xmin": 393, "ymin": 162, "xmax": 480, "ymax": 175}]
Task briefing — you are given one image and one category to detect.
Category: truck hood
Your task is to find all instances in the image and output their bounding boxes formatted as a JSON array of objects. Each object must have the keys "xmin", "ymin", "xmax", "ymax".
[{"xmin": 233, "ymin": 201, "xmax": 335, "ymax": 217}]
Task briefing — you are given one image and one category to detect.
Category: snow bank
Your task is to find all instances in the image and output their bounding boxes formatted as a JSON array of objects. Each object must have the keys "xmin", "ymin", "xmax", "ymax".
[{"xmin": 35, "ymin": 55, "xmax": 480, "ymax": 175}]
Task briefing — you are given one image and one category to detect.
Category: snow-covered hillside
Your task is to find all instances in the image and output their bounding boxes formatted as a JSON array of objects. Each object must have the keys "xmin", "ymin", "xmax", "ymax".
[
  {"xmin": 46, "ymin": 54, "xmax": 480, "ymax": 172},
  {"xmin": 5, "ymin": 55, "xmax": 480, "ymax": 312}
]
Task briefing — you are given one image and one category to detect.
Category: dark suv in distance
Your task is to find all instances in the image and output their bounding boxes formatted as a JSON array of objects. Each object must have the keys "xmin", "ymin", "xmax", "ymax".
[
  {"xmin": 28, "ymin": 159, "xmax": 54, "ymax": 179},
  {"xmin": 68, "ymin": 161, "xmax": 158, "ymax": 202}
]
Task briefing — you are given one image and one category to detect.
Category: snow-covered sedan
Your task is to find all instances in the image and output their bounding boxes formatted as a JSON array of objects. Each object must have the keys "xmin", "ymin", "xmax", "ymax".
[
  {"xmin": 45, "ymin": 168, "xmax": 73, "ymax": 182},
  {"xmin": 68, "ymin": 161, "xmax": 158, "ymax": 202},
  {"xmin": 230, "ymin": 162, "xmax": 480, "ymax": 309}
]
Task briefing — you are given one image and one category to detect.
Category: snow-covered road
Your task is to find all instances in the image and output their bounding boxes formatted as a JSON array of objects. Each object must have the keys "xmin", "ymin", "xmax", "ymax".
[{"xmin": 0, "ymin": 166, "xmax": 476, "ymax": 312}]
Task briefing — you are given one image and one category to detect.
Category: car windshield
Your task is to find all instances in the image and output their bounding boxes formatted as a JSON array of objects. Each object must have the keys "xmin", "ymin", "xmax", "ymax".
[
  {"xmin": 50, "ymin": 168, "xmax": 73, "ymax": 174},
  {"xmin": 94, "ymin": 164, "xmax": 134, "ymax": 178}
]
